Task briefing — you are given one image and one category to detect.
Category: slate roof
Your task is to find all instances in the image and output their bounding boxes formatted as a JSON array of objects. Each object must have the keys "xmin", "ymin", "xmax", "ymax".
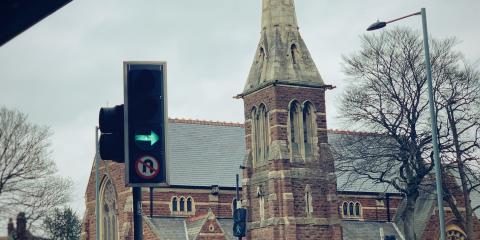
[
  {"xmin": 165, "ymin": 119, "xmax": 398, "ymax": 193},
  {"xmin": 341, "ymin": 221, "xmax": 403, "ymax": 240},
  {"xmin": 167, "ymin": 120, "xmax": 245, "ymax": 188},
  {"xmin": 147, "ymin": 216, "xmax": 235, "ymax": 240},
  {"xmin": 149, "ymin": 216, "xmax": 404, "ymax": 240}
]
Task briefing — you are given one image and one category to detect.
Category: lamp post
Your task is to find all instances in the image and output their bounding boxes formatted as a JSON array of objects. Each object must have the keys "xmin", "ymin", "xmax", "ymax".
[{"xmin": 367, "ymin": 8, "xmax": 446, "ymax": 240}]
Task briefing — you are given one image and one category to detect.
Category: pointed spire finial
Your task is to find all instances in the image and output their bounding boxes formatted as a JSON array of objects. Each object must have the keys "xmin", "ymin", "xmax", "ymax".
[
  {"xmin": 261, "ymin": 0, "xmax": 298, "ymax": 29},
  {"xmin": 243, "ymin": 0, "xmax": 324, "ymax": 94}
]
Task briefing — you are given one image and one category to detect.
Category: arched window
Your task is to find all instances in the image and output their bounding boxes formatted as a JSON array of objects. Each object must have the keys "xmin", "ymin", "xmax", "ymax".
[
  {"xmin": 305, "ymin": 185, "xmax": 313, "ymax": 216},
  {"xmin": 446, "ymin": 225, "xmax": 467, "ymax": 240},
  {"xmin": 342, "ymin": 202, "xmax": 348, "ymax": 217},
  {"xmin": 179, "ymin": 197, "xmax": 185, "ymax": 212},
  {"xmin": 257, "ymin": 104, "xmax": 269, "ymax": 162},
  {"xmin": 289, "ymin": 101, "xmax": 303, "ymax": 159},
  {"xmin": 259, "ymin": 196, "xmax": 265, "ymax": 222},
  {"xmin": 187, "ymin": 197, "xmax": 193, "ymax": 212},
  {"xmin": 251, "ymin": 105, "xmax": 269, "ymax": 166},
  {"xmin": 251, "ymin": 107, "xmax": 258, "ymax": 166},
  {"xmin": 341, "ymin": 201, "xmax": 362, "ymax": 219},
  {"xmin": 302, "ymin": 102, "xmax": 316, "ymax": 158},
  {"xmin": 348, "ymin": 202, "xmax": 354, "ymax": 216},
  {"xmin": 100, "ymin": 177, "xmax": 118, "ymax": 240},
  {"xmin": 291, "ymin": 44, "xmax": 297, "ymax": 64},
  {"xmin": 172, "ymin": 197, "xmax": 178, "ymax": 212},
  {"xmin": 355, "ymin": 202, "xmax": 361, "ymax": 217}
]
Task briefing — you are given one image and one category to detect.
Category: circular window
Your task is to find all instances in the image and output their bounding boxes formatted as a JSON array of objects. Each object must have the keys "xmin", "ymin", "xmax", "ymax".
[
  {"xmin": 446, "ymin": 229, "xmax": 466, "ymax": 240},
  {"xmin": 208, "ymin": 224, "xmax": 215, "ymax": 232}
]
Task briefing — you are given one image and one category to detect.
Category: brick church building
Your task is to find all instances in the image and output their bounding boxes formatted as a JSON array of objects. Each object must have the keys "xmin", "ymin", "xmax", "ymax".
[{"xmin": 81, "ymin": 0, "xmax": 480, "ymax": 239}]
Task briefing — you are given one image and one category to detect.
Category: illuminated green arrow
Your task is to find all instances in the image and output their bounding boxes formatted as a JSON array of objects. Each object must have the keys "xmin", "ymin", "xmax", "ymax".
[{"xmin": 135, "ymin": 131, "xmax": 159, "ymax": 146}]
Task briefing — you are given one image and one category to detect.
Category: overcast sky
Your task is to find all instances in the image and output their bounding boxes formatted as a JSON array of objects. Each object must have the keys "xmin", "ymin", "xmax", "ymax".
[{"xmin": 0, "ymin": 0, "xmax": 479, "ymax": 224}]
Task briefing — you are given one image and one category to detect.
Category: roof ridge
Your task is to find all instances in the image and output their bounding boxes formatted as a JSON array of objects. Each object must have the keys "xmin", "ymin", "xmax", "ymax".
[
  {"xmin": 168, "ymin": 118, "xmax": 243, "ymax": 127},
  {"xmin": 327, "ymin": 129, "xmax": 380, "ymax": 136},
  {"xmin": 168, "ymin": 117, "xmax": 378, "ymax": 136}
]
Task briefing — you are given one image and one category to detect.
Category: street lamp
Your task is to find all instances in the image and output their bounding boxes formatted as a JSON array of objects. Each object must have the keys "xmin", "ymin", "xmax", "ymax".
[{"xmin": 367, "ymin": 8, "xmax": 446, "ymax": 240}]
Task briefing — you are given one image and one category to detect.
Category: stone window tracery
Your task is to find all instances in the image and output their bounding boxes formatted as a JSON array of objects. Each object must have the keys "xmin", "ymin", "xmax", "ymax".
[
  {"xmin": 99, "ymin": 177, "xmax": 118, "ymax": 240},
  {"xmin": 445, "ymin": 225, "xmax": 467, "ymax": 240}
]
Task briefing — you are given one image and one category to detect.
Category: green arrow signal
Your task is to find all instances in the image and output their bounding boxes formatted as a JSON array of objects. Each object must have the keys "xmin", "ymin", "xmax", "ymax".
[{"xmin": 135, "ymin": 131, "xmax": 159, "ymax": 146}]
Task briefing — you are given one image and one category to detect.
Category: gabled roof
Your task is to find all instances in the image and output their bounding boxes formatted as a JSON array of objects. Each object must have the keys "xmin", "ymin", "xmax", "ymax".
[{"xmin": 146, "ymin": 209, "xmax": 234, "ymax": 240}]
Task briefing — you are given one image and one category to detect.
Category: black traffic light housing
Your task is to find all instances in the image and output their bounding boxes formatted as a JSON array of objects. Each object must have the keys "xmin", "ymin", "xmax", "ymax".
[
  {"xmin": 98, "ymin": 104, "xmax": 124, "ymax": 163},
  {"xmin": 233, "ymin": 208, "xmax": 247, "ymax": 237},
  {"xmin": 124, "ymin": 62, "xmax": 168, "ymax": 187}
]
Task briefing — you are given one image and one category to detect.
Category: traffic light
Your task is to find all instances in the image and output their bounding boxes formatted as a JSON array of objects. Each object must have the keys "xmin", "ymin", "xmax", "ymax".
[
  {"xmin": 124, "ymin": 62, "xmax": 168, "ymax": 187},
  {"xmin": 233, "ymin": 208, "xmax": 247, "ymax": 237},
  {"xmin": 98, "ymin": 104, "xmax": 124, "ymax": 163}
]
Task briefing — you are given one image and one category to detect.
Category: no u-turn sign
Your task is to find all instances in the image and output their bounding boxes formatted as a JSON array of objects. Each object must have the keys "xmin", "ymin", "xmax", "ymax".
[{"xmin": 135, "ymin": 155, "xmax": 160, "ymax": 179}]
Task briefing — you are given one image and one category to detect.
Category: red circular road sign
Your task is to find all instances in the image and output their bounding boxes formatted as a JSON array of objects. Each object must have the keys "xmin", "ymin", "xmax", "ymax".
[{"xmin": 135, "ymin": 155, "xmax": 160, "ymax": 179}]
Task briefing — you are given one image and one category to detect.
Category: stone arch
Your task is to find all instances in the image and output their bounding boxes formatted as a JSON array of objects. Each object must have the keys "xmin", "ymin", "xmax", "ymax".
[{"xmin": 99, "ymin": 175, "xmax": 118, "ymax": 240}]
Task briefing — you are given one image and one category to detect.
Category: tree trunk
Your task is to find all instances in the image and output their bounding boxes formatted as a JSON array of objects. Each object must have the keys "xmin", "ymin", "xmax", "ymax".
[
  {"xmin": 403, "ymin": 190, "xmax": 419, "ymax": 240},
  {"xmin": 447, "ymin": 106, "xmax": 474, "ymax": 239}
]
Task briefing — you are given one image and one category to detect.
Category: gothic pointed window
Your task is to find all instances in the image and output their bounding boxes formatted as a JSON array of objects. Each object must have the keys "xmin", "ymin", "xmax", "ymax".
[
  {"xmin": 348, "ymin": 202, "xmax": 354, "ymax": 216},
  {"xmin": 251, "ymin": 107, "xmax": 258, "ymax": 166},
  {"xmin": 100, "ymin": 177, "xmax": 118, "ymax": 240},
  {"xmin": 179, "ymin": 197, "xmax": 185, "ymax": 212},
  {"xmin": 259, "ymin": 196, "xmax": 265, "ymax": 222},
  {"xmin": 291, "ymin": 44, "xmax": 297, "ymax": 64},
  {"xmin": 172, "ymin": 197, "xmax": 178, "ymax": 212},
  {"xmin": 258, "ymin": 104, "xmax": 269, "ymax": 162},
  {"xmin": 302, "ymin": 102, "xmax": 316, "ymax": 159},
  {"xmin": 355, "ymin": 202, "xmax": 361, "ymax": 217},
  {"xmin": 342, "ymin": 202, "xmax": 348, "ymax": 217},
  {"xmin": 187, "ymin": 197, "xmax": 193, "ymax": 212},
  {"xmin": 305, "ymin": 185, "xmax": 313, "ymax": 216},
  {"xmin": 289, "ymin": 100, "xmax": 303, "ymax": 159},
  {"xmin": 251, "ymin": 105, "xmax": 269, "ymax": 166}
]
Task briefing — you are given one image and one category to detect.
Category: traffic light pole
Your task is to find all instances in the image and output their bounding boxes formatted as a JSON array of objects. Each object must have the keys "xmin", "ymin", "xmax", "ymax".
[
  {"xmin": 236, "ymin": 174, "xmax": 242, "ymax": 240},
  {"xmin": 133, "ymin": 187, "xmax": 143, "ymax": 240},
  {"xmin": 95, "ymin": 127, "xmax": 100, "ymax": 240}
]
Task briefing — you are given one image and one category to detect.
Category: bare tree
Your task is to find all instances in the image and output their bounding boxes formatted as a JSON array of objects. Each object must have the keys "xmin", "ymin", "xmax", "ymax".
[
  {"xmin": 0, "ymin": 106, "xmax": 72, "ymax": 232},
  {"xmin": 336, "ymin": 27, "xmax": 468, "ymax": 240},
  {"xmin": 436, "ymin": 58, "xmax": 480, "ymax": 239}
]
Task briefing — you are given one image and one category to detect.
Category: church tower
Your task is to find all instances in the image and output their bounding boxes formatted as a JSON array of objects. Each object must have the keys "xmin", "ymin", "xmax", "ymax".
[{"xmin": 238, "ymin": 0, "xmax": 342, "ymax": 239}]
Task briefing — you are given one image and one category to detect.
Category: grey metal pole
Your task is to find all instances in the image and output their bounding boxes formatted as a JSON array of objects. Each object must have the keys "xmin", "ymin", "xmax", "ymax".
[
  {"xmin": 421, "ymin": 7, "xmax": 446, "ymax": 240},
  {"xmin": 236, "ymin": 174, "xmax": 241, "ymax": 240},
  {"xmin": 133, "ymin": 187, "xmax": 143, "ymax": 240},
  {"xmin": 95, "ymin": 126, "xmax": 100, "ymax": 240}
]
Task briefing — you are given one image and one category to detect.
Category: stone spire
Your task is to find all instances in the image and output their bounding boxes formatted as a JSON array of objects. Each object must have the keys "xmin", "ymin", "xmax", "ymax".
[{"xmin": 243, "ymin": 0, "xmax": 324, "ymax": 94}]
